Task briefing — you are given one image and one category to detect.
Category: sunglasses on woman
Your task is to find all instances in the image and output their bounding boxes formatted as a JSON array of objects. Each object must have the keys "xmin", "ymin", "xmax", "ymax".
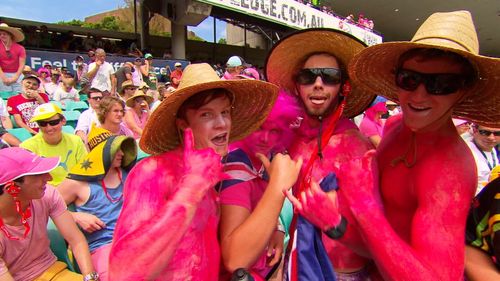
[
  {"xmin": 295, "ymin": 68, "xmax": 342, "ymax": 85},
  {"xmin": 478, "ymin": 129, "xmax": 500, "ymax": 137},
  {"xmin": 37, "ymin": 119, "xmax": 62, "ymax": 127},
  {"xmin": 395, "ymin": 68, "xmax": 470, "ymax": 95}
]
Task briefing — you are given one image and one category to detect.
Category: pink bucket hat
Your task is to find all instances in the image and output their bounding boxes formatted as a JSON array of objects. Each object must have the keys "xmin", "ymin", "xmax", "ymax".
[{"xmin": 0, "ymin": 148, "xmax": 60, "ymax": 185}]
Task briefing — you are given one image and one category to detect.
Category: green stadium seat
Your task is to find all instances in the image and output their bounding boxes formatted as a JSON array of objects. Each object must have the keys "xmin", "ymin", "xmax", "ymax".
[
  {"xmin": 51, "ymin": 101, "xmax": 64, "ymax": 110},
  {"xmin": 10, "ymin": 115, "xmax": 19, "ymax": 128},
  {"xmin": 0, "ymin": 91, "xmax": 14, "ymax": 100},
  {"xmin": 62, "ymin": 111, "xmax": 81, "ymax": 128},
  {"xmin": 137, "ymin": 146, "xmax": 150, "ymax": 161},
  {"xmin": 7, "ymin": 128, "xmax": 32, "ymax": 142},
  {"xmin": 62, "ymin": 125, "xmax": 75, "ymax": 134},
  {"xmin": 65, "ymin": 101, "xmax": 88, "ymax": 112},
  {"xmin": 47, "ymin": 219, "xmax": 80, "ymax": 273},
  {"xmin": 79, "ymin": 94, "xmax": 88, "ymax": 102}
]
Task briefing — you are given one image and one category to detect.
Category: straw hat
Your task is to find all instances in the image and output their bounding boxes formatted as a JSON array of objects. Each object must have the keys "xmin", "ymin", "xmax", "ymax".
[
  {"xmin": 265, "ymin": 28, "xmax": 375, "ymax": 118},
  {"xmin": 349, "ymin": 10, "xmax": 500, "ymax": 127},
  {"xmin": 125, "ymin": 90, "xmax": 154, "ymax": 108},
  {"xmin": 120, "ymin": 80, "xmax": 138, "ymax": 95},
  {"xmin": 0, "ymin": 23, "xmax": 24, "ymax": 42},
  {"xmin": 67, "ymin": 125, "xmax": 137, "ymax": 181},
  {"xmin": 140, "ymin": 63, "xmax": 279, "ymax": 154}
]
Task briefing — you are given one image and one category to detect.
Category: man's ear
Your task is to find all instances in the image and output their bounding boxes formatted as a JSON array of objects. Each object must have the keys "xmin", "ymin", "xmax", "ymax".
[
  {"xmin": 175, "ymin": 118, "xmax": 188, "ymax": 131},
  {"xmin": 61, "ymin": 118, "xmax": 67, "ymax": 126}
]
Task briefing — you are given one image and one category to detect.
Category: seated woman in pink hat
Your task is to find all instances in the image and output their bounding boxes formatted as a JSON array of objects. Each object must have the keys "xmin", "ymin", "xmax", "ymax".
[
  {"xmin": 0, "ymin": 148, "xmax": 98, "ymax": 281},
  {"xmin": 108, "ymin": 63, "xmax": 301, "ymax": 280}
]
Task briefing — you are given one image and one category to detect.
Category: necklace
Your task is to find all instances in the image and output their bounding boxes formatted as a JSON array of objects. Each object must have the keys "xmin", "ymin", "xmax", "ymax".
[
  {"xmin": 0, "ymin": 200, "xmax": 32, "ymax": 240},
  {"xmin": 391, "ymin": 131, "xmax": 418, "ymax": 168},
  {"xmin": 100, "ymin": 168, "xmax": 123, "ymax": 203}
]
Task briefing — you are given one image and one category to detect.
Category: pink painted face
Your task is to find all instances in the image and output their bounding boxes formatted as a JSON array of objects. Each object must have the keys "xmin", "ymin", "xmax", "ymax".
[
  {"xmin": 297, "ymin": 54, "xmax": 342, "ymax": 117},
  {"xmin": 397, "ymin": 57, "xmax": 465, "ymax": 132},
  {"xmin": 182, "ymin": 96, "xmax": 232, "ymax": 156},
  {"xmin": 243, "ymin": 122, "xmax": 283, "ymax": 157}
]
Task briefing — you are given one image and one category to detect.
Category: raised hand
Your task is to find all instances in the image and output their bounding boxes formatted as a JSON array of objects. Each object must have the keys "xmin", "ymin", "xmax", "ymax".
[
  {"xmin": 257, "ymin": 153, "xmax": 303, "ymax": 192},
  {"xmin": 175, "ymin": 128, "xmax": 226, "ymax": 204},
  {"xmin": 285, "ymin": 181, "xmax": 341, "ymax": 231}
]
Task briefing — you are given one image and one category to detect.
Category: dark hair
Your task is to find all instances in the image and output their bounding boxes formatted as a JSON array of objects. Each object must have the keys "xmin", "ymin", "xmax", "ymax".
[
  {"xmin": 396, "ymin": 48, "xmax": 476, "ymax": 86},
  {"xmin": 87, "ymin": 88, "xmax": 103, "ymax": 98},
  {"xmin": 176, "ymin": 88, "xmax": 233, "ymax": 121}
]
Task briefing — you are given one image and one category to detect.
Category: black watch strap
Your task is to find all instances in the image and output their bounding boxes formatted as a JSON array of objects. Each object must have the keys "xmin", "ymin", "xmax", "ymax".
[{"xmin": 324, "ymin": 216, "xmax": 347, "ymax": 240}]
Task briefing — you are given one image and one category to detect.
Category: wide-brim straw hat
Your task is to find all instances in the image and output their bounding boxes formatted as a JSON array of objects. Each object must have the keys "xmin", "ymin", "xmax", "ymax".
[
  {"xmin": 125, "ymin": 90, "xmax": 154, "ymax": 108},
  {"xmin": 140, "ymin": 63, "xmax": 279, "ymax": 154},
  {"xmin": 349, "ymin": 10, "xmax": 500, "ymax": 128},
  {"xmin": 0, "ymin": 23, "xmax": 24, "ymax": 42},
  {"xmin": 265, "ymin": 28, "xmax": 375, "ymax": 118}
]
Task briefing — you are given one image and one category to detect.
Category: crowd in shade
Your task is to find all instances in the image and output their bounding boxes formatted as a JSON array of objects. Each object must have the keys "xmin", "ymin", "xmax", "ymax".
[{"xmin": 0, "ymin": 8, "xmax": 499, "ymax": 281}]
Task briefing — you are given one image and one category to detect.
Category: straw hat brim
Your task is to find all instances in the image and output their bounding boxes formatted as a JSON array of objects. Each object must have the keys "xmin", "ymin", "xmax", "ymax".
[
  {"xmin": 349, "ymin": 41, "xmax": 500, "ymax": 128},
  {"xmin": 126, "ymin": 93, "xmax": 154, "ymax": 108},
  {"xmin": 0, "ymin": 26, "xmax": 24, "ymax": 42},
  {"xmin": 265, "ymin": 28, "xmax": 375, "ymax": 118},
  {"xmin": 140, "ymin": 79, "xmax": 279, "ymax": 154}
]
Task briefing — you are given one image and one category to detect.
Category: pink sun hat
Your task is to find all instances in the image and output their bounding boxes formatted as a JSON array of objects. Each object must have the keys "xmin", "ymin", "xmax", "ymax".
[{"xmin": 0, "ymin": 147, "xmax": 60, "ymax": 185}]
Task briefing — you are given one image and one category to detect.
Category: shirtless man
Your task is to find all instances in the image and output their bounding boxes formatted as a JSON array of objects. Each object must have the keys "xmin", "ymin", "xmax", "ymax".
[
  {"xmin": 265, "ymin": 29, "xmax": 375, "ymax": 280},
  {"xmin": 287, "ymin": 11, "xmax": 500, "ymax": 281}
]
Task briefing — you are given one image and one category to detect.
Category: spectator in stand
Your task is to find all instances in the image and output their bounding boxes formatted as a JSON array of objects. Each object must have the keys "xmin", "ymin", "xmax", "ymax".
[
  {"xmin": 0, "ymin": 98, "xmax": 20, "ymax": 147},
  {"xmin": 21, "ymin": 65, "xmax": 35, "ymax": 77},
  {"xmin": 38, "ymin": 25, "xmax": 52, "ymax": 49},
  {"xmin": 0, "ymin": 147, "xmax": 98, "ymax": 281},
  {"xmin": 97, "ymin": 96, "xmax": 133, "ymax": 137},
  {"xmin": 466, "ymin": 124, "xmax": 500, "ymax": 194},
  {"xmin": 170, "ymin": 62, "xmax": 183, "ymax": 88},
  {"xmin": 452, "ymin": 118, "xmax": 471, "ymax": 137},
  {"xmin": 141, "ymin": 54, "xmax": 154, "ymax": 89},
  {"xmin": 7, "ymin": 75, "xmax": 49, "ymax": 134},
  {"xmin": 59, "ymin": 125, "xmax": 137, "ymax": 281},
  {"xmin": 75, "ymin": 55, "xmax": 88, "ymax": 85},
  {"xmin": 87, "ymin": 50, "xmax": 96, "ymax": 65},
  {"xmin": 37, "ymin": 67, "xmax": 51, "ymax": 85},
  {"xmin": 53, "ymin": 78, "xmax": 80, "ymax": 105},
  {"xmin": 114, "ymin": 62, "xmax": 134, "ymax": 94},
  {"xmin": 86, "ymin": 48, "xmax": 116, "ymax": 96},
  {"xmin": 118, "ymin": 80, "xmax": 138, "ymax": 101},
  {"xmin": 0, "ymin": 23, "xmax": 26, "ymax": 94},
  {"xmin": 75, "ymin": 88, "xmax": 103, "ymax": 145},
  {"xmin": 465, "ymin": 177, "xmax": 500, "ymax": 281},
  {"xmin": 158, "ymin": 66, "xmax": 171, "ymax": 83},
  {"xmin": 43, "ymin": 69, "xmax": 61, "ymax": 99},
  {"xmin": 20, "ymin": 103, "xmax": 87, "ymax": 187},
  {"xmin": 359, "ymin": 101, "xmax": 388, "ymax": 147},
  {"xmin": 222, "ymin": 56, "xmax": 250, "ymax": 80},
  {"xmin": 131, "ymin": 57, "xmax": 143, "ymax": 86},
  {"xmin": 124, "ymin": 90, "xmax": 152, "ymax": 139}
]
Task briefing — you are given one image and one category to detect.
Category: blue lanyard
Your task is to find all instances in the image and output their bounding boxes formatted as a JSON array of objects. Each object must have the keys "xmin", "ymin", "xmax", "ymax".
[{"xmin": 473, "ymin": 141, "xmax": 497, "ymax": 171}]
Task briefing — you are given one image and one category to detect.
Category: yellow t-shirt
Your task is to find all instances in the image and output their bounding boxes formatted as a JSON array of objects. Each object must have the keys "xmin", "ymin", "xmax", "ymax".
[{"xmin": 20, "ymin": 133, "xmax": 87, "ymax": 186}]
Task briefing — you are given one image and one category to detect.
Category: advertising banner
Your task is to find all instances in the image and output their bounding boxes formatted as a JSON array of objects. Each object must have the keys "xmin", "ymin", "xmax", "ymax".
[{"xmin": 197, "ymin": 0, "xmax": 383, "ymax": 46}]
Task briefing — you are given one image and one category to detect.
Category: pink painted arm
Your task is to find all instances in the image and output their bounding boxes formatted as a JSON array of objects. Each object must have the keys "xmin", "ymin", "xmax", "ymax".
[
  {"xmin": 109, "ymin": 129, "xmax": 224, "ymax": 280},
  {"xmin": 339, "ymin": 151, "xmax": 475, "ymax": 281}
]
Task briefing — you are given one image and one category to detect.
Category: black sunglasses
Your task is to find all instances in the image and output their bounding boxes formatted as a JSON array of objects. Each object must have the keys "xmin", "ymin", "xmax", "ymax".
[
  {"xmin": 395, "ymin": 69, "xmax": 470, "ymax": 96},
  {"xmin": 478, "ymin": 129, "xmax": 500, "ymax": 137},
  {"xmin": 295, "ymin": 68, "xmax": 342, "ymax": 85},
  {"xmin": 37, "ymin": 119, "xmax": 62, "ymax": 127},
  {"xmin": 90, "ymin": 96, "xmax": 103, "ymax": 101}
]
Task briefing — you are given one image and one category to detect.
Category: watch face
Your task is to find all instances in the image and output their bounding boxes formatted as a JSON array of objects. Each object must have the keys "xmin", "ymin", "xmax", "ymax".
[{"xmin": 84, "ymin": 272, "xmax": 99, "ymax": 281}]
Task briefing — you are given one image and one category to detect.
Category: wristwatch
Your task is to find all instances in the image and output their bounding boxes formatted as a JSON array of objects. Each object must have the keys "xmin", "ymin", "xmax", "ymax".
[
  {"xmin": 83, "ymin": 272, "xmax": 100, "ymax": 281},
  {"xmin": 324, "ymin": 216, "xmax": 347, "ymax": 240}
]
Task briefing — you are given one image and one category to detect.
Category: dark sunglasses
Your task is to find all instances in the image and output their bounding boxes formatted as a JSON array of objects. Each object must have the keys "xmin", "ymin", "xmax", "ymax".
[
  {"xmin": 90, "ymin": 96, "xmax": 103, "ymax": 101},
  {"xmin": 395, "ymin": 69, "xmax": 470, "ymax": 96},
  {"xmin": 478, "ymin": 129, "xmax": 500, "ymax": 137},
  {"xmin": 37, "ymin": 119, "xmax": 62, "ymax": 127},
  {"xmin": 295, "ymin": 68, "xmax": 342, "ymax": 85}
]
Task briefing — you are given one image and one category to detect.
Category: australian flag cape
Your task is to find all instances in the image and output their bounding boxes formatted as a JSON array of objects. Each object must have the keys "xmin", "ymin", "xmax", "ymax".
[
  {"xmin": 220, "ymin": 148, "xmax": 268, "ymax": 191},
  {"xmin": 286, "ymin": 172, "xmax": 338, "ymax": 281}
]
